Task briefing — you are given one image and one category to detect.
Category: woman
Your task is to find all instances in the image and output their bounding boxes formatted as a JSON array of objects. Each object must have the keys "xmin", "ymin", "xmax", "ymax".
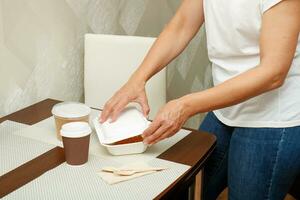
[{"xmin": 100, "ymin": 0, "xmax": 300, "ymax": 199}]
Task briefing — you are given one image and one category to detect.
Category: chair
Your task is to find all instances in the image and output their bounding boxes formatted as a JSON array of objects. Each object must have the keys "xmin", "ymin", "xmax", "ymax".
[{"xmin": 84, "ymin": 34, "xmax": 166, "ymax": 119}]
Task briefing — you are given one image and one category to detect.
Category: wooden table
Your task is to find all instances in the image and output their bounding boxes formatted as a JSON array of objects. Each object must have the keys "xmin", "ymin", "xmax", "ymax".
[{"xmin": 0, "ymin": 99, "xmax": 216, "ymax": 199}]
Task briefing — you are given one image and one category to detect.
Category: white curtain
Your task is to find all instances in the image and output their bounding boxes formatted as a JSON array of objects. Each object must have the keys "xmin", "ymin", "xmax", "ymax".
[{"xmin": 0, "ymin": 0, "xmax": 211, "ymax": 128}]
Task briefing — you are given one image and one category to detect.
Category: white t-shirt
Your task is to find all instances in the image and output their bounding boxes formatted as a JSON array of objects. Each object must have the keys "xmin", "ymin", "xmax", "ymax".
[{"xmin": 203, "ymin": 0, "xmax": 300, "ymax": 127}]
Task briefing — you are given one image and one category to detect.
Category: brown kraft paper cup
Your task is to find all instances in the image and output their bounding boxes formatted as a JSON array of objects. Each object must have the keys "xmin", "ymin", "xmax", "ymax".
[
  {"xmin": 62, "ymin": 134, "xmax": 90, "ymax": 166},
  {"xmin": 51, "ymin": 102, "xmax": 91, "ymax": 141}
]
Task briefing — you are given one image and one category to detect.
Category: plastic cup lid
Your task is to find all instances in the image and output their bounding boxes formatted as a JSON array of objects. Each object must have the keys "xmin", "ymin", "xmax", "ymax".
[
  {"xmin": 60, "ymin": 122, "xmax": 92, "ymax": 138},
  {"xmin": 51, "ymin": 102, "xmax": 91, "ymax": 118}
]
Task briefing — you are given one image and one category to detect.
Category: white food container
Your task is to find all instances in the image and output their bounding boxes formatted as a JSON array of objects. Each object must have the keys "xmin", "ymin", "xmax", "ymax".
[{"xmin": 93, "ymin": 107, "xmax": 150, "ymax": 156}]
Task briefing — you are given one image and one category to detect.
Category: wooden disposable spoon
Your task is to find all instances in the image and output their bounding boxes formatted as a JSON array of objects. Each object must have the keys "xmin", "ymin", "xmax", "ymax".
[{"xmin": 101, "ymin": 166, "xmax": 167, "ymax": 176}]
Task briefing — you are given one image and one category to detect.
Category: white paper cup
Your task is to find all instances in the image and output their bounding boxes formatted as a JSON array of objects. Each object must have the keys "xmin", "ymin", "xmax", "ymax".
[
  {"xmin": 51, "ymin": 102, "xmax": 91, "ymax": 140},
  {"xmin": 60, "ymin": 122, "xmax": 92, "ymax": 166}
]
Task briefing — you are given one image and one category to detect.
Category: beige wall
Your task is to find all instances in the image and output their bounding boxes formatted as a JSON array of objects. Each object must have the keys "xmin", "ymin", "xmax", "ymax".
[{"xmin": 0, "ymin": 0, "xmax": 211, "ymax": 128}]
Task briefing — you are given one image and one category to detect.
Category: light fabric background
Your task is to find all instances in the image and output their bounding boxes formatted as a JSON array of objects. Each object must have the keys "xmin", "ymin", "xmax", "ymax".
[{"xmin": 0, "ymin": 0, "xmax": 212, "ymax": 128}]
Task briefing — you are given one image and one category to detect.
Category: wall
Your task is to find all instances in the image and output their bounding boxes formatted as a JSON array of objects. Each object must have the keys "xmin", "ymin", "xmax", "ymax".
[{"xmin": 0, "ymin": 0, "xmax": 211, "ymax": 128}]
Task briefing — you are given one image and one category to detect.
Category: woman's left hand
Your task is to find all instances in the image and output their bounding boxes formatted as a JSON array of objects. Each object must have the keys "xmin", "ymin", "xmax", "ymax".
[{"xmin": 142, "ymin": 99, "xmax": 191, "ymax": 145}]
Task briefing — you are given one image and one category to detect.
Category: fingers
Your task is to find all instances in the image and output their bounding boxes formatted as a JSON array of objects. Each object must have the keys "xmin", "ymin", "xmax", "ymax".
[
  {"xmin": 100, "ymin": 97, "xmax": 148, "ymax": 123},
  {"xmin": 142, "ymin": 117, "xmax": 181, "ymax": 145},
  {"xmin": 100, "ymin": 98, "xmax": 127, "ymax": 123},
  {"xmin": 109, "ymin": 99, "xmax": 129, "ymax": 122},
  {"xmin": 152, "ymin": 127, "xmax": 179, "ymax": 144},
  {"xmin": 143, "ymin": 124, "xmax": 170, "ymax": 145},
  {"xmin": 100, "ymin": 100, "xmax": 114, "ymax": 123},
  {"xmin": 100, "ymin": 86, "xmax": 149, "ymax": 123},
  {"xmin": 140, "ymin": 93, "xmax": 150, "ymax": 117},
  {"xmin": 133, "ymin": 91, "xmax": 150, "ymax": 117},
  {"xmin": 142, "ymin": 120, "xmax": 161, "ymax": 139}
]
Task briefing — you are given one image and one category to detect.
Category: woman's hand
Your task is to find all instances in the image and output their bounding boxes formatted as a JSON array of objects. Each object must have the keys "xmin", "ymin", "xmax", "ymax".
[
  {"xmin": 100, "ymin": 78, "xmax": 150, "ymax": 123},
  {"xmin": 142, "ymin": 99, "xmax": 191, "ymax": 145}
]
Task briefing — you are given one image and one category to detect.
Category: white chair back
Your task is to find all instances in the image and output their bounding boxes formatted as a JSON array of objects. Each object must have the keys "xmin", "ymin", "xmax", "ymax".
[{"xmin": 84, "ymin": 34, "xmax": 166, "ymax": 119}]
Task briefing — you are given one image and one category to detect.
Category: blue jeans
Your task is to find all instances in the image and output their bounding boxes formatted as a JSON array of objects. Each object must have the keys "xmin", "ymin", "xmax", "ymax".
[{"xmin": 199, "ymin": 112, "xmax": 300, "ymax": 200}]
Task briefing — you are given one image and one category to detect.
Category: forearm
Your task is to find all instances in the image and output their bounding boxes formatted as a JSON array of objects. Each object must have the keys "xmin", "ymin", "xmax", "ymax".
[
  {"xmin": 131, "ymin": 0, "xmax": 204, "ymax": 84},
  {"xmin": 131, "ymin": 23, "xmax": 194, "ymax": 83},
  {"xmin": 180, "ymin": 65, "xmax": 284, "ymax": 117}
]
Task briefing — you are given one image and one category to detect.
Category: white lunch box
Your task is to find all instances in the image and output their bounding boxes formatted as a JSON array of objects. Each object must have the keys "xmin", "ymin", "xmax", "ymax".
[{"xmin": 93, "ymin": 107, "xmax": 150, "ymax": 155}]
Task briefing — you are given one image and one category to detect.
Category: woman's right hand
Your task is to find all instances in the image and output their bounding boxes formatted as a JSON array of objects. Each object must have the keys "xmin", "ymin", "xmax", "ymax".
[{"xmin": 99, "ymin": 78, "xmax": 150, "ymax": 123}]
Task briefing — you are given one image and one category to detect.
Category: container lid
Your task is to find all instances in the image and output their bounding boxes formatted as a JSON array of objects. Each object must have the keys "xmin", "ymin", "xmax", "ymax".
[
  {"xmin": 93, "ymin": 107, "xmax": 150, "ymax": 144},
  {"xmin": 51, "ymin": 102, "xmax": 91, "ymax": 118},
  {"xmin": 60, "ymin": 122, "xmax": 92, "ymax": 138}
]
